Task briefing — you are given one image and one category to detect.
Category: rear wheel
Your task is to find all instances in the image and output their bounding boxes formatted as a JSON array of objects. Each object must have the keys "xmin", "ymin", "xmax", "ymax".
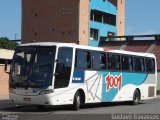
[
  {"xmin": 132, "ymin": 89, "xmax": 140, "ymax": 105},
  {"xmin": 73, "ymin": 91, "xmax": 81, "ymax": 111}
]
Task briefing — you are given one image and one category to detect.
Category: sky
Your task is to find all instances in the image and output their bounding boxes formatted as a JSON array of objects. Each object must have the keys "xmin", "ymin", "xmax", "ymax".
[
  {"xmin": 0, "ymin": 0, "xmax": 21, "ymax": 40},
  {"xmin": 0, "ymin": 0, "xmax": 160, "ymax": 40},
  {"xmin": 125, "ymin": 0, "xmax": 160, "ymax": 35}
]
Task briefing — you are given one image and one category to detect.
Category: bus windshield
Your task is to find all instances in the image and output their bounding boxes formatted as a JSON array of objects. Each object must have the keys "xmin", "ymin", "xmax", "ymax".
[{"xmin": 10, "ymin": 46, "xmax": 56, "ymax": 88}]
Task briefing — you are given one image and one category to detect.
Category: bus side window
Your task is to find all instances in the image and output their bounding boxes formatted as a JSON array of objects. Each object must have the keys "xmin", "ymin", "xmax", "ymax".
[
  {"xmin": 145, "ymin": 58, "xmax": 155, "ymax": 73},
  {"xmin": 76, "ymin": 50, "xmax": 91, "ymax": 69},
  {"xmin": 91, "ymin": 51, "xmax": 101, "ymax": 70},
  {"xmin": 122, "ymin": 55, "xmax": 133, "ymax": 72},
  {"xmin": 100, "ymin": 53, "xmax": 107, "ymax": 69},
  {"xmin": 108, "ymin": 53, "xmax": 121, "ymax": 71},
  {"xmin": 115, "ymin": 55, "xmax": 121, "ymax": 70},
  {"xmin": 86, "ymin": 51, "xmax": 91, "ymax": 68},
  {"xmin": 107, "ymin": 54, "xmax": 111, "ymax": 70},
  {"xmin": 134, "ymin": 57, "xmax": 145, "ymax": 72},
  {"xmin": 129, "ymin": 56, "xmax": 134, "ymax": 71}
]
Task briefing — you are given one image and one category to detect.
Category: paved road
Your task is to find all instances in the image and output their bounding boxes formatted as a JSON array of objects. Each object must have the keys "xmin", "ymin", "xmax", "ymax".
[{"xmin": 0, "ymin": 98, "xmax": 160, "ymax": 120}]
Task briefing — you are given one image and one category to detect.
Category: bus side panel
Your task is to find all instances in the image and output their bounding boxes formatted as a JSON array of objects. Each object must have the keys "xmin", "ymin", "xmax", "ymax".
[
  {"xmin": 84, "ymin": 71, "xmax": 103, "ymax": 103},
  {"xmin": 72, "ymin": 70, "xmax": 156, "ymax": 104},
  {"xmin": 139, "ymin": 73, "xmax": 157, "ymax": 100}
]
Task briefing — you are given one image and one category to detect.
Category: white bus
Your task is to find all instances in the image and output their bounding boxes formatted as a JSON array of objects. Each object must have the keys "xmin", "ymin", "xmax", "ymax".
[{"xmin": 9, "ymin": 42, "xmax": 157, "ymax": 110}]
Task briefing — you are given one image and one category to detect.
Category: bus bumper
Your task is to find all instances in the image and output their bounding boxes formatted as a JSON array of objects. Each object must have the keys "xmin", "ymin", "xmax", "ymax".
[{"xmin": 9, "ymin": 93, "xmax": 73, "ymax": 106}]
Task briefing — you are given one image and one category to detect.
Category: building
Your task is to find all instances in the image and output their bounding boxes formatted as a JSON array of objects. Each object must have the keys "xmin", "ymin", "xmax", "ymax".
[
  {"xmin": 22, "ymin": 0, "xmax": 125, "ymax": 46},
  {"xmin": 0, "ymin": 49, "xmax": 14, "ymax": 96}
]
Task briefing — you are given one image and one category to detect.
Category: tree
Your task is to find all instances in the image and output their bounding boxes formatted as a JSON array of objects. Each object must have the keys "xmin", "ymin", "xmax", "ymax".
[{"xmin": 0, "ymin": 37, "xmax": 18, "ymax": 50}]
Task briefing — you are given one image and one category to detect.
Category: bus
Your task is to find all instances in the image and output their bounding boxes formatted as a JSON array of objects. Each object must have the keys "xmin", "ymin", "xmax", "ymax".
[{"xmin": 9, "ymin": 42, "xmax": 157, "ymax": 110}]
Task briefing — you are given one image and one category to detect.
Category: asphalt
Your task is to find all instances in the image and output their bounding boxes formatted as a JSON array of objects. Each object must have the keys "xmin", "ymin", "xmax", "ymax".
[{"xmin": 0, "ymin": 96, "xmax": 160, "ymax": 120}]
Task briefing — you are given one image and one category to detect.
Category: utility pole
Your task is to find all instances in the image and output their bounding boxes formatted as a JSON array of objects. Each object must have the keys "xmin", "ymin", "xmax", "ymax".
[{"xmin": 15, "ymin": 33, "xmax": 17, "ymax": 40}]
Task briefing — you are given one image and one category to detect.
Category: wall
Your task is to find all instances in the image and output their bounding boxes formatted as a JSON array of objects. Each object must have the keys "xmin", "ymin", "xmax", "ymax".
[
  {"xmin": 0, "ymin": 65, "xmax": 10, "ymax": 96},
  {"xmin": 22, "ymin": 0, "xmax": 125, "ymax": 45},
  {"xmin": 117, "ymin": 0, "xmax": 125, "ymax": 36},
  {"xmin": 79, "ymin": 0, "xmax": 89, "ymax": 46},
  {"xmin": 0, "ymin": 49, "xmax": 14, "ymax": 59},
  {"xmin": 22, "ymin": 0, "xmax": 80, "ymax": 44},
  {"xmin": 0, "ymin": 49, "xmax": 14, "ymax": 96},
  {"xmin": 89, "ymin": 0, "xmax": 117, "ymax": 46}
]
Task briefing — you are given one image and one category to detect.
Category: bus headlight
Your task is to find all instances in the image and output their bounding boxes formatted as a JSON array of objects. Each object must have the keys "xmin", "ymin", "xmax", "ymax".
[{"xmin": 39, "ymin": 89, "xmax": 54, "ymax": 95}]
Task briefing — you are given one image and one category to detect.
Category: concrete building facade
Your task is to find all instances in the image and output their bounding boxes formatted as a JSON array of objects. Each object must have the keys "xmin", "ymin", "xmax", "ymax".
[{"xmin": 22, "ymin": 0, "xmax": 125, "ymax": 46}]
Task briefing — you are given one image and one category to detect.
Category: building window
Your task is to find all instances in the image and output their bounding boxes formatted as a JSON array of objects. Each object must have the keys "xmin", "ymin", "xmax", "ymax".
[
  {"xmin": 90, "ymin": 10, "xmax": 94, "ymax": 21},
  {"xmin": 90, "ymin": 10, "xmax": 116, "ymax": 26},
  {"xmin": 94, "ymin": 11, "xmax": 103, "ymax": 23},
  {"xmin": 110, "ymin": 14, "xmax": 116, "ymax": 26},
  {"xmin": 103, "ymin": 13, "xmax": 110, "ymax": 24},
  {"xmin": 90, "ymin": 28, "xmax": 99, "ymax": 40}
]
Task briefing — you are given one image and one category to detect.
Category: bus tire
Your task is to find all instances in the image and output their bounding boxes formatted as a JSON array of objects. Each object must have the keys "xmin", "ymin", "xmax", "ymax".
[
  {"xmin": 132, "ymin": 89, "xmax": 140, "ymax": 105},
  {"xmin": 73, "ymin": 91, "xmax": 81, "ymax": 111},
  {"xmin": 36, "ymin": 105, "xmax": 45, "ymax": 110}
]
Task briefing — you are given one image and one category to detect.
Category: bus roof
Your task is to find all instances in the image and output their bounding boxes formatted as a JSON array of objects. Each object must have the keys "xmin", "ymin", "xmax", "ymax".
[{"xmin": 19, "ymin": 42, "xmax": 156, "ymax": 58}]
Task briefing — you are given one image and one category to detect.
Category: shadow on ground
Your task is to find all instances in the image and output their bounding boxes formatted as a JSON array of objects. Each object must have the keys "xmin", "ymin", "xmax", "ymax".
[{"xmin": 0, "ymin": 101, "xmax": 146, "ymax": 113}]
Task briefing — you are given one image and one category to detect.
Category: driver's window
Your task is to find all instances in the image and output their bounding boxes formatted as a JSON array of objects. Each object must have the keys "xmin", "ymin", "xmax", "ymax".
[{"xmin": 54, "ymin": 47, "xmax": 73, "ymax": 89}]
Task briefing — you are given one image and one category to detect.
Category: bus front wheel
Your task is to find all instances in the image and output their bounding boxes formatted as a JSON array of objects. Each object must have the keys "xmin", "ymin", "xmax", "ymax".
[
  {"xmin": 132, "ymin": 89, "xmax": 140, "ymax": 105},
  {"xmin": 73, "ymin": 91, "xmax": 81, "ymax": 111}
]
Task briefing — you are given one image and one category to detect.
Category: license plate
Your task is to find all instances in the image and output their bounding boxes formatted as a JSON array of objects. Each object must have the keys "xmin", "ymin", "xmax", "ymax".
[{"xmin": 23, "ymin": 98, "xmax": 31, "ymax": 102}]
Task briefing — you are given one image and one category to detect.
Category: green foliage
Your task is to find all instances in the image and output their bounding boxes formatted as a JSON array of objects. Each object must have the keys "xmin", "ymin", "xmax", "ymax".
[{"xmin": 0, "ymin": 37, "xmax": 18, "ymax": 50}]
